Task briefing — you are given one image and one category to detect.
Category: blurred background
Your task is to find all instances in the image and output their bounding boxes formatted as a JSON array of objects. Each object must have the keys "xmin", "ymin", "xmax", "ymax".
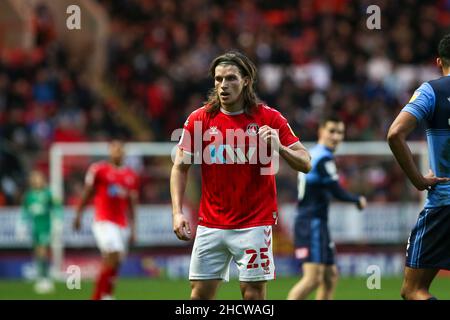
[{"xmin": 0, "ymin": 0, "xmax": 449, "ymax": 299}]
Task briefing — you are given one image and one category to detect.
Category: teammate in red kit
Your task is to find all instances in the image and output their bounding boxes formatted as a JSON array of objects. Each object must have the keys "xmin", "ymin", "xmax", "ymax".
[
  {"xmin": 73, "ymin": 140, "xmax": 139, "ymax": 300},
  {"xmin": 171, "ymin": 51, "xmax": 311, "ymax": 300}
]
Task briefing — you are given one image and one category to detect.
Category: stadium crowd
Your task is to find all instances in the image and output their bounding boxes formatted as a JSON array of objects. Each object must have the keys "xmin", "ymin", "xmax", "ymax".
[
  {"xmin": 0, "ymin": 3, "xmax": 131, "ymax": 205},
  {"xmin": 2, "ymin": 0, "xmax": 448, "ymax": 205}
]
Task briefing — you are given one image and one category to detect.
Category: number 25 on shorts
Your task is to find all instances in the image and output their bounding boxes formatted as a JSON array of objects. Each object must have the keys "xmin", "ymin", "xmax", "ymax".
[{"xmin": 245, "ymin": 248, "xmax": 270, "ymax": 269}]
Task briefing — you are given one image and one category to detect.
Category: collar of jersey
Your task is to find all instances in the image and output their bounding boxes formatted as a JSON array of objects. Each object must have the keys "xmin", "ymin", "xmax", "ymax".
[
  {"xmin": 318, "ymin": 143, "xmax": 334, "ymax": 153},
  {"xmin": 220, "ymin": 107, "xmax": 244, "ymax": 115},
  {"xmin": 109, "ymin": 162, "xmax": 125, "ymax": 169}
]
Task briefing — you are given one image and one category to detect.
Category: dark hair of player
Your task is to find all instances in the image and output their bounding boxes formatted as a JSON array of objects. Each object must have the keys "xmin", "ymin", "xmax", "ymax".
[
  {"xmin": 206, "ymin": 51, "xmax": 259, "ymax": 115},
  {"xmin": 438, "ymin": 34, "xmax": 450, "ymax": 67},
  {"xmin": 319, "ymin": 114, "xmax": 344, "ymax": 128}
]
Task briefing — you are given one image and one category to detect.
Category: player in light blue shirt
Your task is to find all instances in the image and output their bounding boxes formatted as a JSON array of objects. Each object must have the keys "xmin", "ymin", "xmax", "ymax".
[{"xmin": 388, "ymin": 33, "xmax": 450, "ymax": 300}]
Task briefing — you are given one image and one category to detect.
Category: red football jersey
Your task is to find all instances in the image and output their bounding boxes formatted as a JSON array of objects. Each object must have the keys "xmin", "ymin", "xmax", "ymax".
[
  {"xmin": 85, "ymin": 161, "xmax": 139, "ymax": 227},
  {"xmin": 178, "ymin": 103, "xmax": 299, "ymax": 229}
]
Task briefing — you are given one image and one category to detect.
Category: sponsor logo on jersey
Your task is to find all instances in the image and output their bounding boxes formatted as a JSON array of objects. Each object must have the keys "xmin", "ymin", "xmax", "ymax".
[
  {"xmin": 174, "ymin": 120, "xmax": 280, "ymax": 174},
  {"xmin": 409, "ymin": 91, "xmax": 420, "ymax": 103},
  {"xmin": 107, "ymin": 184, "xmax": 127, "ymax": 198},
  {"xmin": 208, "ymin": 144, "xmax": 257, "ymax": 164}
]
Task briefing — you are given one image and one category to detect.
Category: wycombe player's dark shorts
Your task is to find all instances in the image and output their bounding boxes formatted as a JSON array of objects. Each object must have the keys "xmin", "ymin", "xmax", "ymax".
[
  {"xmin": 406, "ymin": 206, "xmax": 450, "ymax": 270},
  {"xmin": 294, "ymin": 216, "xmax": 335, "ymax": 265}
]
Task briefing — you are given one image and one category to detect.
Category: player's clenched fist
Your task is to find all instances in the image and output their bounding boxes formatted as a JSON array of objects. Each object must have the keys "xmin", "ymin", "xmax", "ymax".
[
  {"xmin": 258, "ymin": 125, "xmax": 280, "ymax": 150},
  {"xmin": 173, "ymin": 212, "xmax": 191, "ymax": 241}
]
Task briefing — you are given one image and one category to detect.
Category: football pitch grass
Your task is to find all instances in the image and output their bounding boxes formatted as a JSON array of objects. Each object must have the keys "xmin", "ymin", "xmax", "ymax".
[{"xmin": 1, "ymin": 276, "xmax": 450, "ymax": 300}]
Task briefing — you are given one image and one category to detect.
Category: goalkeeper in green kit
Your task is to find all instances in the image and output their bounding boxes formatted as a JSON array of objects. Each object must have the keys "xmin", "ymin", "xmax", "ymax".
[{"xmin": 20, "ymin": 171, "xmax": 62, "ymax": 294}]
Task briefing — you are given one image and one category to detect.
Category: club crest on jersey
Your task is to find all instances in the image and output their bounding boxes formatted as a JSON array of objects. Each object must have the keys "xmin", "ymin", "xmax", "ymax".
[{"xmin": 246, "ymin": 123, "xmax": 259, "ymax": 136}]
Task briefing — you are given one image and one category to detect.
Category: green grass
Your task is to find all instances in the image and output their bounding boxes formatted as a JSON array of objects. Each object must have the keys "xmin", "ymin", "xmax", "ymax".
[{"xmin": 1, "ymin": 276, "xmax": 449, "ymax": 300}]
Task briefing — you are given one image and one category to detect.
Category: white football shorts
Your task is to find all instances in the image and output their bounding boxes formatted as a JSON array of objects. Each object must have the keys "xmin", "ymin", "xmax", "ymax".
[
  {"xmin": 189, "ymin": 225, "xmax": 275, "ymax": 282},
  {"xmin": 92, "ymin": 221, "xmax": 130, "ymax": 255}
]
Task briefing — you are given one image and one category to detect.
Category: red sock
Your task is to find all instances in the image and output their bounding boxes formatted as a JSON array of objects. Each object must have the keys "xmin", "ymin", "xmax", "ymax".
[
  {"xmin": 92, "ymin": 265, "xmax": 118, "ymax": 300},
  {"xmin": 104, "ymin": 266, "xmax": 118, "ymax": 297}
]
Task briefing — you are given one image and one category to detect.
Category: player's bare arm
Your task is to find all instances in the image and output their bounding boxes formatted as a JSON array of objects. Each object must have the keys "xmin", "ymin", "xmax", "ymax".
[
  {"xmin": 387, "ymin": 111, "xmax": 450, "ymax": 190},
  {"xmin": 259, "ymin": 125, "xmax": 311, "ymax": 173},
  {"xmin": 280, "ymin": 141, "xmax": 312, "ymax": 173},
  {"xmin": 128, "ymin": 190, "xmax": 138, "ymax": 245},
  {"xmin": 170, "ymin": 148, "xmax": 192, "ymax": 241},
  {"xmin": 73, "ymin": 184, "xmax": 94, "ymax": 231}
]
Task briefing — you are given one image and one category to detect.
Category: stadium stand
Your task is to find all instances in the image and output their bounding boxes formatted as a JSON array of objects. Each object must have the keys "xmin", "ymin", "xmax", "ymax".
[
  {"xmin": 2, "ymin": 0, "xmax": 448, "ymax": 206},
  {"xmin": 1, "ymin": 2, "xmax": 450, "ymax": 299}
]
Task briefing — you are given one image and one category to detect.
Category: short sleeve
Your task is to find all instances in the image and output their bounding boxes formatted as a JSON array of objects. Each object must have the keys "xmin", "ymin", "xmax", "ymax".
[
  {"xmin": 402, "ymin": 82, "xmax": 435, "ymax": 122},
  {"xmin": 85, "ymin": 163, "xmax": 100, "ymax": 186},
  {"xmin": 271, "ymin": 111, "xmax": 299, "ymax": 148},
  {"xmin": 178, "ymin": 109, "xmax": 203, "ymax": 154}
]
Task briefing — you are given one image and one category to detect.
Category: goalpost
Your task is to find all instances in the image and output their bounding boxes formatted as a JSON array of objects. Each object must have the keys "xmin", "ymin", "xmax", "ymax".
[
  {"xmin": 48, "ymin": 142, "xmax": 175, "ymax": 279},
  {"xmin": 48, "ymin": 141, "xmax": 428, "ymax": 278}
]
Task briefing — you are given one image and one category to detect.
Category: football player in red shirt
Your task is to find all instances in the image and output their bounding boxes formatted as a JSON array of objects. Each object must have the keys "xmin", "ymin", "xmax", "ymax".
[
  {"xmin": 171, "ymin": 51, "xmax": 311, "ymax": 300},
  {"xmin": 73, "ymin": 140, "xmax": 139, "ymax": 300}
]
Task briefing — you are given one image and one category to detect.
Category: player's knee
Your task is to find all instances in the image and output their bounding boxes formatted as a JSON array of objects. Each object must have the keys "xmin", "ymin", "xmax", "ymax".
[
  {"xmin": 243, "ymin": 291, "xmax": 263, "ymax": 300},
  {"xmin": 305, "ymin": 272, "xmax": 324, "ymax": 289},
  {"xmin": 400, "ymin": 289, "xmax": 407, "ymax": 300},
  {"xmin": 190, "ymin": 282, "xmax": 215, "ymax": 300},
  {"xmin": 300, "ymin": 277, "xmax": 320, "ymax": 291},
  {"xmin": 312, "ymin": 278, "xmax": 323, "ymax": 289},
  {"xmin": 191, "ymin": 291, "xmax": 211, "ymax": 300},
  {"xmin": 400, "ymin": 279, "xmax": 424, "ymax": 300},
  {"xmin": 105, "ymin": 252, "xmax": 121, "ymax": 268},
  {"xmin": 400, "ymin": 284, "xmax": 413, "ymax": 300},
  {"xmin": 240, "ymin": 282, "xmax": 266, "ymax": 300},
  {"xmin": 190, "ymin": 288, "xmax": 214, "ymax": 300},
  {"xmin": 325, "ymin": 270, "xmax": 339, "ymax": 288},
  {"xmin": 242, "ymin": 287, "xmax": 265, "ymax": 300}
]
